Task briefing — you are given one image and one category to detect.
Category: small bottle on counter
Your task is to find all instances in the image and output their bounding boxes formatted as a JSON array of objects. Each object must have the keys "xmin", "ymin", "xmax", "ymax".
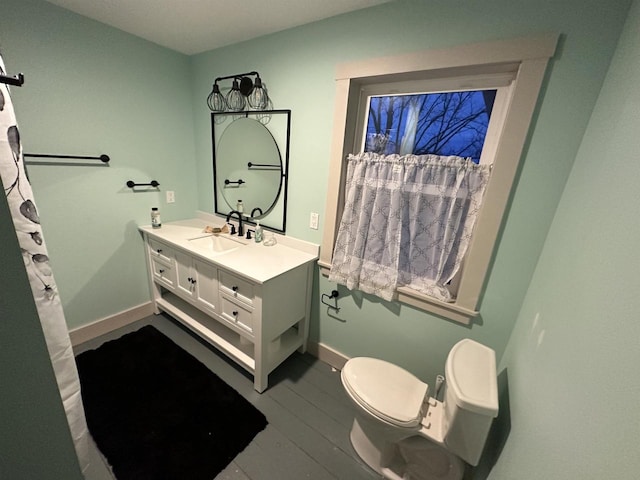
[
  {"xmin": 237, "ymin": 199, "xmax": 244, "ymax": 213},
  {"xmin": 151, "ymin": 207, "xmax": 161, "ymax": 228},
  {"xmin": 254, "ymin": 220, "xmax": 263, "ymax": 243}
]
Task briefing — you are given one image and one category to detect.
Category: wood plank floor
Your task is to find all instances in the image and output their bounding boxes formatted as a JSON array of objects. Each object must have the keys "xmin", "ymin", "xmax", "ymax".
[{"xmin": 75, "ymin": 313, "xmax": 380, "ymax": 480}]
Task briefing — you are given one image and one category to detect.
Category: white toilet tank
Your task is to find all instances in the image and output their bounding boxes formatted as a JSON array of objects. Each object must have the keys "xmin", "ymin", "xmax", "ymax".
[{"xmin": 442, "ymin": 339, "xmax": 499, "ymax": 466}]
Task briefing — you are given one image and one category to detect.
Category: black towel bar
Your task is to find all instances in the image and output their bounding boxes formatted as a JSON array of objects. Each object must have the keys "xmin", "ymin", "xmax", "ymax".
[
  {"xmin": 127, "ymin": 180, "xmax": 159, "ymax": 188},
  {"xmin": 24, "ymin": 153, "xmax": 110, "ymax": 163},
  {"xmin": 247, "ymin": 162, "xmax": 279, "ymax": 169},
  {"xmin": 224, "ymin": 179, "xmax": 245, "ymax": 186}
]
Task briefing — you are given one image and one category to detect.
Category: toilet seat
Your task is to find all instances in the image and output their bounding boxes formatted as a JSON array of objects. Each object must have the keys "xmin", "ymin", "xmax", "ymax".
[{"xmin": 342, "ymin": 357, "xmax": 428, "ymax": 428}]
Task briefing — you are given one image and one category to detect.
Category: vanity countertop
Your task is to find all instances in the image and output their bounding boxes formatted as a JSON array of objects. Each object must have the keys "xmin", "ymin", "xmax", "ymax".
[{"xmin": 139, "ymin": 218, "xmax": 319, "ymax": 284}]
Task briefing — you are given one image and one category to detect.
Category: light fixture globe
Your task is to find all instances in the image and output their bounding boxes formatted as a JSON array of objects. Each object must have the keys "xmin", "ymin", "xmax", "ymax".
[
  {"xmin": 225, "ymin": 78, "xmax": 246, "ymax": 111},
  {"xmin": 248, "ymin": 75, "xmax": 269, "ymax": 110},
  {"xmin": 206, "ymin": 83, "xmax": 226, "ymax": 112}
]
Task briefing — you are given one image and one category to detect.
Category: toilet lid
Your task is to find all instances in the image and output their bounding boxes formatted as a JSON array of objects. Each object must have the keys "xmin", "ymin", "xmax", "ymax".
[{"xmin": 342, "ymin": 357, "xmax": 428, "ymax": 427}]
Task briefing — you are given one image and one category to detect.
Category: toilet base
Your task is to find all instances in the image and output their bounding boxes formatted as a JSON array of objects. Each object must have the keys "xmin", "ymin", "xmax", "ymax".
[
  {"xmin": 349, "ymin": 417, "xmax": 465, "ymax": 480},
  {"xmin": 350, "ymin": 416, "xmax": 399, "ymax": 476}
]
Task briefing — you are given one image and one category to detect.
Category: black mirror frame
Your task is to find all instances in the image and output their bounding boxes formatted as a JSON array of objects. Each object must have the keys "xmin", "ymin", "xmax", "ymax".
[{"xmin": 211, "ymin": 109, "xmax": 291, "ymax": 233}]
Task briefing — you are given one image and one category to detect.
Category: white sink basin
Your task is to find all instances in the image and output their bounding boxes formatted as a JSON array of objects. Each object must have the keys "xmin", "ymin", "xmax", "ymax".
[{"xmin": 188, "ymin": 234, "xmax": 246, "ymax": 253}]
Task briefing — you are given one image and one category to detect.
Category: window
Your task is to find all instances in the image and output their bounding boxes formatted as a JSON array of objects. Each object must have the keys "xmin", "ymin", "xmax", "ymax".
[
  {"xmin": 351, "ymin": 79, "xmax": 511, "ymax": 301},
  {"xmin": 320, "ymin": 35, "xmax": 558, "ymax": 324},
  {"xmin": 363, "ymin": 89, "xmax": 496, "ymax": 162}
]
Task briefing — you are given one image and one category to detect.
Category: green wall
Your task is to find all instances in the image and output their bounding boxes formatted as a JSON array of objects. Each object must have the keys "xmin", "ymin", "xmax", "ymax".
[
  {"xmin": 0, "ymin": 0, "xmax": 197, "ymax": 329},
  {"xmin": 191, "ymin": 0, "xmax": 630, "ymax": 384},
  {"xmin": 491, "ymin": 0, "xmax": 640, "ymax": 476}
]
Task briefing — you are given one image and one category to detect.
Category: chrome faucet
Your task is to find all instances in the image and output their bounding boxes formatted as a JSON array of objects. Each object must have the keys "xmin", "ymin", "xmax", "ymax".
[{"xmin": 225, "ymin": 210, "xmax": 244, "ymax": 236}]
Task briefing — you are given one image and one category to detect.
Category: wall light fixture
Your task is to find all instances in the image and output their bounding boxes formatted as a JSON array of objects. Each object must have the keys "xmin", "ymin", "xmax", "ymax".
[{"xmin": 206, "ymin": 71, "xmax": 270, "ymax": 112}]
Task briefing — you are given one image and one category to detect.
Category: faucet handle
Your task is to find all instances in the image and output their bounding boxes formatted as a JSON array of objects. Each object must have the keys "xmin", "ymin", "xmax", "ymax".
[
  {"xmin": 246, "ymin": 229, "xmax": 254, "ymax": 240},
  {"xmin": 229, "ymin": 223, "xmax": 236, "ymax": 235}
]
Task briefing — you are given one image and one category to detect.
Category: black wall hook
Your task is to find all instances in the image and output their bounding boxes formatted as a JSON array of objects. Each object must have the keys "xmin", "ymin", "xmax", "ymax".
[{"xmin": 321, "ymin": 290, "xmax": 340, "ymax": 312}]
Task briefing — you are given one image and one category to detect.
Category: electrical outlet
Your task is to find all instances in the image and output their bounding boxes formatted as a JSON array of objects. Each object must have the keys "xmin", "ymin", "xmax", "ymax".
[
  {"xmin": 166, "ymin": 191, "xmax": 175, "ymax": 204},
  {"xmin": 310, "ymin": 212, "xmax": 319, "ymax": 230}
]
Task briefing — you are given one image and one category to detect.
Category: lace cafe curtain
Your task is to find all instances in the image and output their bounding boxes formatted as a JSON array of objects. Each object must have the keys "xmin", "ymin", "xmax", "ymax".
[{"xmin": 329, "ymin": 152, "xmax": 491, "ymax": 302}]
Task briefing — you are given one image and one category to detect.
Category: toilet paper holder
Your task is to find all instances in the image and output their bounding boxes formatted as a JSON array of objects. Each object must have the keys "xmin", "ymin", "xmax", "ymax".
[{"xmin": 321, "ymin": 289, "xmax": 340, "ymax": 312}]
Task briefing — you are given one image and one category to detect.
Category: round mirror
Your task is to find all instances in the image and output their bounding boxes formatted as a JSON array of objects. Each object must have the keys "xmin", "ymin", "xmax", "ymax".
[{"xmin": 215, "ymin": 117, "xmax": 282, "ymax": 218}]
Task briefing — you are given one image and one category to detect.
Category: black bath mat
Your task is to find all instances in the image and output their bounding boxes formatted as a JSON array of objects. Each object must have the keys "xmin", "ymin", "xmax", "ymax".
[{"xmin": 76, "ymin": 325, "xmax": 267, "ymax": 480}]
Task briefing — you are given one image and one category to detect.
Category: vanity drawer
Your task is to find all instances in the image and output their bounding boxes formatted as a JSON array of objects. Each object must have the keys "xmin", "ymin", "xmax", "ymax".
[
  {"xmin": 151, "ymin": 257, "xmax": 176, "ymax": 288},
  {"xmin": 220, "ymin": 296, "xmax": 254, "ymax": 333},
  {"xmin": 148, "ymin": 238, "xmax": 174, "ymax": 265},
  {"xmin": 219, "ymin": 270, "xmax": 254, "ymax": 307}
]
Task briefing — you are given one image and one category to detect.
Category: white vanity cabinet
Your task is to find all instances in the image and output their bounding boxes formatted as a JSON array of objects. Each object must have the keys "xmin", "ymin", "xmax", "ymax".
[{"xmin": 141, "ymin": 221, "xmax": 318, "ymax": 393}]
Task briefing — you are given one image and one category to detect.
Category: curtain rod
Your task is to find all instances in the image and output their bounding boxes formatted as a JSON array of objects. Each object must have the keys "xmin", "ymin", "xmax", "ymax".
[{"xmin": 0, "ymin": 72, "xmax": 24, "ymax": 86}]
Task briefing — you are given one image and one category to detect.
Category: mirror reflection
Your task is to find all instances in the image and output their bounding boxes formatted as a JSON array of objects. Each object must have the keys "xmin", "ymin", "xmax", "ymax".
[{"xmin": 212, "ymin": 110, "xmax": 290, "ymax": 232}]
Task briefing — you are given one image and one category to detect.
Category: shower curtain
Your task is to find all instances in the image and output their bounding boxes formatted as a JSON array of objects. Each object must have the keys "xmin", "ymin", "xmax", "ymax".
[{"xmin": 0, "ymin": 54, "xmax": 89, "ymax": 472}]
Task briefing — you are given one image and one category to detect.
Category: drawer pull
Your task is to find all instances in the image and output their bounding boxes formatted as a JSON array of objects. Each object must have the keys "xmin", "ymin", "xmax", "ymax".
[
  {"xmin": 232, "ymin": 311, "xmax": 238, "ymax": 316},
  {"xmin": 232, "ymin": 286, "xmax": 239, "ymax": 292},
  {"xmin": 159, "ymin": 269, "xmax": 165, "ymax": 274},
  {"xmin": 156, "ymin": 249, "xmax": 163, "ymax": 253}
]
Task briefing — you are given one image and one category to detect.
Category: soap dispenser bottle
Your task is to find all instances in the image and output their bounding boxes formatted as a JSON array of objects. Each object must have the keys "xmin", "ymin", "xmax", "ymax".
[{"xmin": 254, "ymin": 220, "xmax": 263, "ymax": 243}]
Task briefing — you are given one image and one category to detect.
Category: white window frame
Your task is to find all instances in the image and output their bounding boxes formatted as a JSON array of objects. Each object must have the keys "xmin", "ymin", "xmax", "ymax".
[{"xmin": 319, "ymin": 34, "xmax": 558, "ymax": 324}]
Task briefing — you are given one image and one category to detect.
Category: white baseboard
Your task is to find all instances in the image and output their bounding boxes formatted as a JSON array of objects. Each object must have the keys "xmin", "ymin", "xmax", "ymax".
[
  {"xmin": 69, "ymin": 303, "xmax": 350, "ymax": 372},
  {"xmin": 307, "ymin": 340, "xmax": 350, "ymax": 370},
  {"xmin": 68, "ymin": 302, "xmax": 154, "ymax": 346}
]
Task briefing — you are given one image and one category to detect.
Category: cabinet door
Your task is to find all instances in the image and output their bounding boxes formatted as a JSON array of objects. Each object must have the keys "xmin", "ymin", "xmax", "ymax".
[
  {"xmin": 174, "ymin": 250, "xmax": 195, "ymax": 298},
  {"xmin": 193, "ymin": 259, "xmax": 218, "ymax": 316}
]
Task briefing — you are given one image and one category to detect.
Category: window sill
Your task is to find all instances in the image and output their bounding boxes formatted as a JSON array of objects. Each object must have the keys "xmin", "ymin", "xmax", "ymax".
[{"xmin": 319, "ymin": 262, "xmax": 478, "ymax": 325}]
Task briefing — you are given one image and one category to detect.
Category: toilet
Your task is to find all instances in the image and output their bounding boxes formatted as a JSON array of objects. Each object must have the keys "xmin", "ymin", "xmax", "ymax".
[{"xmin": 341, "ymin": 339, "xmax": 498, "ymax": 480}]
